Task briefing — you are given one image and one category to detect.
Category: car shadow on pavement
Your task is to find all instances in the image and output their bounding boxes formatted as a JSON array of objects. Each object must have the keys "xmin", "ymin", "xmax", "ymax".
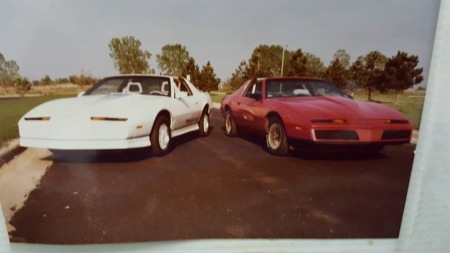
[
  {"xmin": 290, "ymin": 149, "xmax": 388, "ymax": 161},
  {"xmin": 0, "ymin": 146, "xmax": 26, "ymax": 167},
  {"xmin": 43, "ymin": 149, "xmax": 152, "ymax": 164},
  {"xmin": 43, "ymin": 127, "xmax": 216, "ymax": 164}
]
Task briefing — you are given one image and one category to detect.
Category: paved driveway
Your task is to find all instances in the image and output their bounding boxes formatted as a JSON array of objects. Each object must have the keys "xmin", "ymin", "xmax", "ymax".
[{"xmin": 8, "ymin": 109, "xmax": 414, "ymax": 244}]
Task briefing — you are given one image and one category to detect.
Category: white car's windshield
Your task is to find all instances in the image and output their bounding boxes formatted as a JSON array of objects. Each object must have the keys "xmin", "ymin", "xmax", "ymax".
[{"xmin": 85, "ymin": 76, "xmax": 171, "ymax": 97}]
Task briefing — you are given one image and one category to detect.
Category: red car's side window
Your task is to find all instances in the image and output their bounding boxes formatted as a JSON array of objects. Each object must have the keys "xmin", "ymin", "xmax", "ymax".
[{"xmin": 243, "ymin": 80, "xmax": 262, "ymax": 98}]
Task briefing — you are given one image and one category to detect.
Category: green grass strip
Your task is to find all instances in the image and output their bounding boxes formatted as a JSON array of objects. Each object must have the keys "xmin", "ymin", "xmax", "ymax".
[{"xmin": 0, "ymin": 95, "xmax": 74, "ymax": 146}]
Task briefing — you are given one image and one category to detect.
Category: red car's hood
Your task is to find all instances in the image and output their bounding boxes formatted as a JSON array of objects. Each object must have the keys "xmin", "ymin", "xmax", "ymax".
[{"xmin": 278, "ymin": 96, "xmax": 408, "ymax": 120}]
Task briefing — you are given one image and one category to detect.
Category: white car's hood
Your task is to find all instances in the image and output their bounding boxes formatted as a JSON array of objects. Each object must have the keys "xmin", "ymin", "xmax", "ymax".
[{"xmin": 23, "ymin": 93, "xmax": 168, "ymax": 118}]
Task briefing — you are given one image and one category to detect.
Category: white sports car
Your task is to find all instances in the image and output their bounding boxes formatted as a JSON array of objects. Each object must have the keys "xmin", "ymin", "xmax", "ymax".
[{"xmin": 18, "ymin": 74, "xmax": 212, "ymax": 156}]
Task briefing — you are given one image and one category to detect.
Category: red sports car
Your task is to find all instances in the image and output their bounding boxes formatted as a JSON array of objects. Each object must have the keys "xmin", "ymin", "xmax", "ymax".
[{"xmin": 220, "ymin": 77, "xmax": 413, "ymax": 155}]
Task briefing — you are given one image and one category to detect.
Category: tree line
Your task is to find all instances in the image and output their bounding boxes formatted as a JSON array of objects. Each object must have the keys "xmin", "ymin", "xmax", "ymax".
[
  {"xmin": 108, "ymin": 36, "xmax": 221, "ymax": 92},
  {"xmin": 224, "ymin": 45, "xmax": 423, "ymax": 103},
  {"xmin": 1, "ymin": 36, "xmax": 424, "ymax": 101},
  {"xmin": 108, "ymin": 37, "xmax": 423, "ymax": 102},
  {"xmin": 1, "ymin": 52, "xmax": 99, "ymax": 97}
]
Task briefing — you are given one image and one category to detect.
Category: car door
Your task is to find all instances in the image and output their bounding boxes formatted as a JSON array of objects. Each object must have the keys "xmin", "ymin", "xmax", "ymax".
[
  {"xmin": 233, "ymin": 80, "xmax": 268, "ymax": 131},
  {"xmin": 181, "ymin": 78, "xmax": 204, "ymax": 121},
  {"xmin": 172, "ymin": 78, "xmax": 202, "ymax": 129}
]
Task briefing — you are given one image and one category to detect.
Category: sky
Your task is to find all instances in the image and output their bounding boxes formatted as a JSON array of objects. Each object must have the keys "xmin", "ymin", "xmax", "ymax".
[{"xmin": 0, "ymin": 0, "xmax": 441, "ymax": 85}]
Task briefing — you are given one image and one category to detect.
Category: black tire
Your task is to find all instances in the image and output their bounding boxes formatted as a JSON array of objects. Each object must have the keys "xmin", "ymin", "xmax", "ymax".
[
  {"xmin": 224, "ymin": 110, "xmax": 237, "ymax": 137},
  {"xmin": 198, "ymin": 110, "xmax": 210, "ymax": 137},
  {"xmin": 150, "ymin": 115, "xmax": 171, "ymax": 156},
  {"xmin": 266, "ymin": 117, "xmax": 289, "ymax": 155}
]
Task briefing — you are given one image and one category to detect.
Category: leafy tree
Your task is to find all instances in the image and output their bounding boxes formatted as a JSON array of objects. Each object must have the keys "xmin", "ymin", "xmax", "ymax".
[
  {"xmin": 0, "ymin": 53, "xmax": 20, "ymax": 94},
  {"xmin": 226, "ymin": 46, "xmax": 326, "ymax": 92},
  {"xmin": 349, "ymin": 56, "xmax": 367, "ymax": 90},
  {"xmin": 223, "ymin": 60, "xmax": 249, "ymax": 91},
  {"xmin": 40, "ymin": 75, "xmax": 53, "ymax": 85},
  {"xmin": 383, "ymin": 51, "xmax": 423, "ymax": 104},
  {"xmin": 55, "ymin": 77, "xmax": 70, "ymax": 84},
  {"xmin": 349, "ymin": 51, "xmax": 387, "ymax": 100},
  {"xmin": 15, "ymin": 77, "xmax": 31, "ymax": 98},
  {"xmin": 241, "ymin": 45, "xmax": 322, "ymax": 79},
  {"xmin": 69, "ymin": 75, "xmax": 79, "ymax": 85},
  {"xmin": 304, "ymin": 53, "xmax": 326, "ymax": 78},
  {"xmin": 324, "ymin": 49, "xmax": 352, "ymax": 88},
  {"xmin": 325, "ymin": 58, "xmax": 348, "ymax": 89},
  {"xmin": 198, "ymin": 61, "xmax": 221, "ymax": 92},
  {"xmin": 364, "ymin": 51, "xmax": 387, "ymax": 100},
  {"xmin": 0, "ymin": 53, "xmax": 7, "ymax": 94},
  {"xmin": 68, "ymin": 74, "xmax": 98, "ymax": 86},
  {"xmin": 286, "ymin": 49, "xmax": 307, "ymax": 76},
  {"xmin": 334, "ymin": 49, "xmax": 351, "ymax": 69},
  {"xmin": 108, "ymin": 36, "xmax": 152, "ymax": 74},
  {"xmin": 247, "ymin": 44, "xmax": 285, "ymax": 78},
  {"xmin": 156, "ymin": 44, "xmax": 190, "ymax": 76},
  {"xmin": 181, "ymin": 57, "xmax": 201, "ymax": 86}
]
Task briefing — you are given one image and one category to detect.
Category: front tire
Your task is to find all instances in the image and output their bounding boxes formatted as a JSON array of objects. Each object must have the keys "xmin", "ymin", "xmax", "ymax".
[
  {"xmin": 266, "ymin": 117, "xmax": 289, "ymax": 155},
  {"xmin": 150, "ymin": 115, "xmax": 171, "ymax": 156},
  {"xmin": 224, "ymin": 110, "xmax": 237, "ymax": 137},
  {"xmin": 198, "ymin": 110, "xmax": 210, "ymax": 137}
]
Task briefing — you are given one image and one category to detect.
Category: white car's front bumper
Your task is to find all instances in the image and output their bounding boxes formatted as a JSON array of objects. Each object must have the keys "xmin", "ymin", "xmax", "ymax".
[
  {"xmin": 18, "ymin": 116, "xmax": 153, "ymax": 150},
  {"xmin": 19, "ymin": 136, "xmax": 151, "ymax": 150}
]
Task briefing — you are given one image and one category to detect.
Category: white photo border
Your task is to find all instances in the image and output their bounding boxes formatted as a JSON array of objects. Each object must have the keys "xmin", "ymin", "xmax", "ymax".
[{"xmin": 1, "ymin": 0, "xmax": 449, "ymax": 252}]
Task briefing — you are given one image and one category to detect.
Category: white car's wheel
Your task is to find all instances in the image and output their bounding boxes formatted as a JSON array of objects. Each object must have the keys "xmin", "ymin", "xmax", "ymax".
[
  {"xmin": 198, "ymin": 110, "xmax": 210, "ymax": 137},
  {"xmin": 151, "ymin": 115, "xmax": 171, "ymax": 156},
  {"xmin": 225, "ymin": 110, "xmax": 237, "ymax": 137},
  {"xmin": 266, "ymin": 117, "xmax": 289, "ymax": 155}
]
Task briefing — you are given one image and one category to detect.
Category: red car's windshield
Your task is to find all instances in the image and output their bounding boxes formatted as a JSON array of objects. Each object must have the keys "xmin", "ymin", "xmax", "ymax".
[{"xmin": 265, "ymin": 79, "xmax": 348, "ymax": 98}]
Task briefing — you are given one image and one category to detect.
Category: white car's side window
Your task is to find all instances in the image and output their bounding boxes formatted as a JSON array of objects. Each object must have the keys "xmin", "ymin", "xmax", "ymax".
[
  {"xmin": 173, "ymin": 83, "xmax": 188, "ymax": 98},
  {"xmin": 179, "ymin": 79, "xmax": 193, "ymax": 96}
]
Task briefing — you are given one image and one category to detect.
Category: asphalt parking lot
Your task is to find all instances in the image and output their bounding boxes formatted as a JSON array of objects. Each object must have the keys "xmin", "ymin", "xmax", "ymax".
[{"xmin": 6, "ymin": 108, "xmax": 414, "ymax": 244}]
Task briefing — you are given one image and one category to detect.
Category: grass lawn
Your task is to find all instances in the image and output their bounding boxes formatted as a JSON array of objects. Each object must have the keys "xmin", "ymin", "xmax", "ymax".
[
  {"xmin": 0, "ymin": 95, "xmax": 75, "ymax": 147},
  {"xmin": 210, "ymin": 93, "xmax": 226, "ymax": 103},
  {"xmin": 353, "ymin": 90, "xmax": 425, "ymax": 129}
]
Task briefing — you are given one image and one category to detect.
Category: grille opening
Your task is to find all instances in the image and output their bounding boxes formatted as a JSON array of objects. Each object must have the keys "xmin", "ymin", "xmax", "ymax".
[
  {"xmin": 314, "ymin": 130, "xmax": 359, "ymax": 140},
  {"xmin": 382, "ymin": 130, "xmax": 411, "ymax": 140}
]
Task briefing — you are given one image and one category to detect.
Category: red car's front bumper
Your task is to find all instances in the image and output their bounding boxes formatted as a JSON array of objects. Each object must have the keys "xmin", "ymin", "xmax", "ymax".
[{"xmin": 284, "ymin": 119, "xmax": 413, "ymax": 145}]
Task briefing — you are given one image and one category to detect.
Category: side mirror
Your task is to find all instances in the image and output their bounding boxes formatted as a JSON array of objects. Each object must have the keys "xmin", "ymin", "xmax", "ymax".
[{"xmin": 250, "ymin": 93, "xmax": 262, "ymax": 101}]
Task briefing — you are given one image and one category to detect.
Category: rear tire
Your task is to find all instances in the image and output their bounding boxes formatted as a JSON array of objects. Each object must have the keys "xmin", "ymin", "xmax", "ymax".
[
  {"xmin": 224, "ymin": 110, "xmax": 237, "ymax": 137},
  {"xmin": 150, "ymin": 115, "xmax": 171, "ymax": 156},
  {"xmin": 198, "ymin": 110, "xmax": 210, "ymax": 137},
  {"xmin": 266, "ymin": 117, "xmax": 289, "ymax": 155}
]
